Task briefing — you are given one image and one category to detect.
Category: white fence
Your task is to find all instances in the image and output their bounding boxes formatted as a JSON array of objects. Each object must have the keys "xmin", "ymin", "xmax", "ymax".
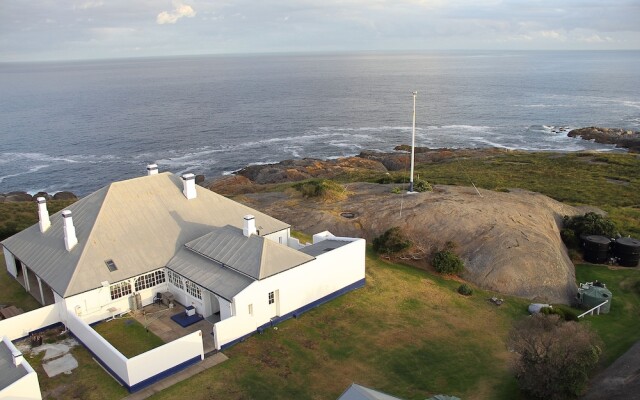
[
  {"xmin": 577, "ymin": 300, "xmax": 609, "ymax": 318},
  {"xmin": 67, "ymin": 313, "xmax": 204, "ymax": 391},
  {"xmin": 0, "ymin": 303, "xmax": 62, "ymax": 340}
]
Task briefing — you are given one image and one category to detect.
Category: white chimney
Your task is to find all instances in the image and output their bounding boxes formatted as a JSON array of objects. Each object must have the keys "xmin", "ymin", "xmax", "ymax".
[
  {"xmin": 243, "ymin": 215, "xmax": 257, "ymax": 237},
  {"xmin": 147, "ymin": 164, "xmax": 158, "ymax": 176},
  {"xmin": 62, "ymin": 210, "xmax": 78, "ymax": 251},
  {"xmin": 37, "ymin": 197, "xmax": 51, "ymax": 233},
  {"xmin": 182, "ymin": 173, "xmax": 197, "ymax": 200}
]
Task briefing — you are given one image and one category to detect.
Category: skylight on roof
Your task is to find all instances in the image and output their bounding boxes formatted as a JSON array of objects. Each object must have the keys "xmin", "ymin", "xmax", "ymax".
[{"xmin": 105, "ymin": 259, "xmax": 118, "ymax": 272}]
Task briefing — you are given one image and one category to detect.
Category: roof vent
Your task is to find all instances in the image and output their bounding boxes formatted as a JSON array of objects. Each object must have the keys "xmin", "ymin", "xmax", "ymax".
[
  {"xmin": 62, "ymin": 210, "xmax": 78, "ymax": 251},
  {"xmin": 146, "ymin": 164, "xmax": 158, "ymax": 176},
  {"xmin": 182, "ymin": 173, "xmax": 197, "ymax": 200},
  {"xmin": 243, "ymin": 215, "xmax": 257, "ymax": 237},
  {"xmin": 37, "ymin": 197, "xmax": 51, "ymax": 233}
]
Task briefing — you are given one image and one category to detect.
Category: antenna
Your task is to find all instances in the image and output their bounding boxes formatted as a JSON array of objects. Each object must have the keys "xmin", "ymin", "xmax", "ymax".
[{"xmin": 409, "ymin": 91, "xmax": 417, "ymax": 193}]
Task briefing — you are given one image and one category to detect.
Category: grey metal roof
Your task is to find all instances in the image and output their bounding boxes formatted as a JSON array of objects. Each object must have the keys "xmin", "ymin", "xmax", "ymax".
[
  {"xmin": 166, "ymin": 247, "xmax": 254, "ymax": 301},
  {"xmin": 185, "ymin": 225, "xmax": 315, "ymax": 280},
  {"xmin": 299, "ymin": 239, "xmax": 351, "ymax": 257},
  {"xmin": 337, "ymin": 384, "xmax": 404, "ymax": 400},
  {"xmin": 1, "ymin": 172, "xmax": 289, "ymax": 297},
  {"xmin": 0, "ymin": 340, "xmax": 28, "ymax": 391}
]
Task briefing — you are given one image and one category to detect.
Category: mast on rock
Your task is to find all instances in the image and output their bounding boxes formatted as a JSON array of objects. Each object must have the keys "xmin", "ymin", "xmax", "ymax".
[{"xmin": 409, "ymin": 90, "xmax": 417, "ymax": 193}]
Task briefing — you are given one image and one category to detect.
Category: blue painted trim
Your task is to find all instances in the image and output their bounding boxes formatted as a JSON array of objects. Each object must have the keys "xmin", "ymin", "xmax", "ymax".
[
  {"xmin": 128, "ymin": 355, "xmax": 202, "ymax": 392},
  {"xmin": 220, "ymin": 278, "xmax": 365, "ymax": 351},
  {"xmin": 69, "ymin": 330, "xmax": 202, "ymax": 393}
]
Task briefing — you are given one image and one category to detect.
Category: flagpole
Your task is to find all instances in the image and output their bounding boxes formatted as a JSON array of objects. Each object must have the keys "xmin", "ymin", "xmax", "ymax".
[{"xmin": 409, "ymin": 91, "xmax": 417, "ymax": 193}]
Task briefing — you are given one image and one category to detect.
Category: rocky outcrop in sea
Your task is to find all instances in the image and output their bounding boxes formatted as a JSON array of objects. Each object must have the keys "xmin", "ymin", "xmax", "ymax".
[{"xmin": 568, "ymin": 127, "xmax": 640, "ymax": 153}]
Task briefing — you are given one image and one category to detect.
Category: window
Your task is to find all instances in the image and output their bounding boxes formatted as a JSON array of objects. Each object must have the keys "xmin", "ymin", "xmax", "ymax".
[
  {"xmin": 105, "ymin": 259, "xmax": 118, "ymax": 272},
  {"xmin": 185, "ymin": 279, "xmax": 202, "ymax": 300},
  {"xmin": 248, "ymin": 304, "xmax": 253, "ymax": 315},
  {"xmin": 110, "ymin": 281, "xmax": 131, "ymax": 300},
  {"xmin": 268, "ymin": 291, "xmax": 274, "ymax": 305},
  {"xmin": 167, "ymin": 270, "xmax": 184, "ymax": 289},
  {"xmin": 134, "ymin": 270, "xmax": 166, "ymax": 291}
]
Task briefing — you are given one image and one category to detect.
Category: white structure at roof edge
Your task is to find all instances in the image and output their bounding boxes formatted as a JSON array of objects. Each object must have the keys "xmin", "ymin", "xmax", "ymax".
[{"xmin": 1, "ymin": 168, "xmax": 365, "ymax": 358}]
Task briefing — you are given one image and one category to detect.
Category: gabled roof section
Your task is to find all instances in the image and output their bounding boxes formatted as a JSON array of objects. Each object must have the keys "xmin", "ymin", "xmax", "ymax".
[
  {"xmin": 337, "ymin": 383, "xmax": 405, "ymax": 400},
  {"xmin": 185, "ymin": 225, "xmax": 314, "ymax": 280},
  {"xmin": 2, "ymin": 172, "xmax": 289, "ymax": 297}
]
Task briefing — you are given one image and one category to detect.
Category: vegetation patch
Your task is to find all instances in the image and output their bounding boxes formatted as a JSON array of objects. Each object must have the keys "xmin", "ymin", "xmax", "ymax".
[
  {"xmin": 457, "ymin": 284, "xmax": 473, "ymax": 296},
  {"xmin": 0, "ymin": 200, "xmax": 74, "ymax": 241},
  {"xmin": 292, "ymin": 179, "xmax": 347, "ymax": 201},
  {"xmin": 372, "ymin": 227, "xmax": 412, "ymax": 254},
  {"xmin": 93, "ymin": 317, "xmax": 165, "ymax": 358},
  {"xmin": 432, "ymin": 243, "xmax": 465, "ymax": 275}
]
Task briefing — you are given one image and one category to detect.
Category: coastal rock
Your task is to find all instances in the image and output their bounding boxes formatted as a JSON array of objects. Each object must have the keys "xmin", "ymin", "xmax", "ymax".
[
  {"xmin": 568, "ymin": 127, "xmax": 640, "ymax": 153},
  {"xmin": 241, "ymin": 183, "xmax": 582, "ymax": 304},
  {"xmin": 4, "ymin": 192, "xmax": 33, "ymax": 202},
  {"xmin": 236, "ymin": 157, "xmax": 387, "ymax": 184},
  {"xmin": 52, "ymin": 191, "xmax": 78, "ymax": 201},
  {"xmin": 195, "ymin": 175, "xmax": 206, "ymax": 185},
  {"xmin": 206, "ymin": 175, "xmax": 256, "ymax": 196},
  {"xmin": 34, "ymin": 192, "xmax": 51, "ymax": 200}
]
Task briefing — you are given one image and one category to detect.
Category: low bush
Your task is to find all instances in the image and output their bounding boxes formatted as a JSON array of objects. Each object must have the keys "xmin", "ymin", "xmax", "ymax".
[
  {"xmin": 458, "ymin": 284, "xmax": 473, "ymax": 296},
  {"xmin": 293, "ymin": 179, "xmax": 345, "ymax": 200},
  {"xmin": 413, "ymin": 178, "xmax": 432, "ymax": 192},
  {"xmin": 562, "ymin": 212, "xmax": 617, "ymax": 243},
  {"xmin": 432, "ymin": 249, "xmax": 464, "ymax": 275},
  {"xmin": 372, "ymin": 227, "xmax": 412, "ymax": 254}
]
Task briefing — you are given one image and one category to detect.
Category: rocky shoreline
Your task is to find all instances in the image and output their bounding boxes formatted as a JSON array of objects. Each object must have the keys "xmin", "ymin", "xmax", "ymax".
[
  {"xmin": 0, "ymin": 190, "xmax": 77, "ymax": 203},
  {"xmin": 568, "ymin": 127, "xmax": 640, "ymax": 153}
]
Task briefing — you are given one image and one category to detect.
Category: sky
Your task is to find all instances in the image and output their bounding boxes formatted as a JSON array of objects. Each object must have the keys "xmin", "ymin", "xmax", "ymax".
[{"xmin": 1, "ymin": 0, "xmax": 639, "ymax": 62}]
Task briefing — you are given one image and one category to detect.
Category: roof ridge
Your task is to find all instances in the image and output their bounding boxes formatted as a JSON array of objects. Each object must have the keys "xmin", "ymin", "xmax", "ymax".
[{"xmin": 64, "ymin": 183, "xmax": 113, "ymax": 296}]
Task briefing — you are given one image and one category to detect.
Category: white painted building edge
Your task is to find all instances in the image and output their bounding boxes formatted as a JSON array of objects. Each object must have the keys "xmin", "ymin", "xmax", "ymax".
[
  {"xmin": 3, "ymin": 247, "xmax": 17, "ymax": 278},
  {"xmin": 0, "ymin": 370, "xmax": 41, "ymax": 400},
  {"xmin": 213, "ymin": 238, "xmax": 366, "ymax": 349}
]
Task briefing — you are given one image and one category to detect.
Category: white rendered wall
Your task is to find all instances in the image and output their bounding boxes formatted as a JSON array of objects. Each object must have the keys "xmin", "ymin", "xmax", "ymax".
[
  {"xmin": 264, "ymin": 228, "xmax": 289, "ymax": 246},
  {"xmin": 2, "ymin": 247, "xmax": 17, "ymax": 278},
  {"xmin": 0, "ymin": 366, "xmax": 42, "ymax": 400},
  {"xmin": 219, "ymin": 297, "xmax": 233, "ymax": 321},
  {"xmin": 126, "ymin": 331, "xmax": 203, "ymax": 386},
  {"xmin": 0, "ymin": 304, "xmax": 61, "ymax": 340},
  {"xmin": 0, "ymin": 337, "xmax": 42, "ymax": 400},
  {"xmin": 213, "ymin": 237, "xmax": 365, "ymax": 349},
  {"xmin": 66, "ymin": 313, "xmax": 129, "ymax": 383}
]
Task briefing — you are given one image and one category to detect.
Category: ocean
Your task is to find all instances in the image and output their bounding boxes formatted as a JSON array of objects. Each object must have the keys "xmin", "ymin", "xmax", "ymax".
[{"xmin": 1, "ymin": 51, "xmax": 639, "ymax": 196}]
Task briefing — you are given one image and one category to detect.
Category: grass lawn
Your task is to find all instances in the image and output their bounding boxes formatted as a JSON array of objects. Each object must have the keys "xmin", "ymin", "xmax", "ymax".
[
  {"xmin": 93, "ymin": 317, "xmax": 165, "ymax": 358},
  {"xmin": 151, "ymin": 250, "xmax": 529, "ymax": 400},
  {"xmin": 25, "ymin": 336, "xmax": 129, "ymax": 400},
  {"xmin": 574, "ymin": 263, "xmax": 640, "ymax": 365}
]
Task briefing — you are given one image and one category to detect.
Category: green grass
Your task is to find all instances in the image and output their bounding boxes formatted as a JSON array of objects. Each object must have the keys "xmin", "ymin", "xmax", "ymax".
[
  {"xmin": 151, "ymin": 250, "xmax": 529, "ymax": 400},
  {"xmin": 93, "ymin": 317, "xmax": 165, "ymax": 358},
  {"xmin": 574, "ymin": 263, "xmax": 640, "ymax": 365},
  {"xmin": 0, "ymin": 253, "xmax": 41, "ymax": 311},
  {"xmin": 0, "ymin": 200, "xmax": 75, "ymax": 241}
]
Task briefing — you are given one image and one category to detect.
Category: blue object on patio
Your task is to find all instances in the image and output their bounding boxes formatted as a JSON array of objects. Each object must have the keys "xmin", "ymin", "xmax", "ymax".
[{"xmin": 170, "ymin": 311, "xmax": 204, "ymax": 328}]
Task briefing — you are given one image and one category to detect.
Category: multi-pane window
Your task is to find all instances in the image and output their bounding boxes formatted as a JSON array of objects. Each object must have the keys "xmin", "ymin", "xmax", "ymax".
[
  {"xmin": 185, "ymin": 279, "xmax": 202, "ymax": 300},
  {"xmin": 268, "ymin": 291, "xmax": 275, "ymax": 305},
  {"xmin": 110, "ymin": 281, "xmax": 132, "ymax": 300},
  {"xmin": 167, "ymin": 270, "xmax": 184, "ymax": 289},
  {"xmin": 134, "ymin": 270, "xmax": 166, "ymax": 291}
]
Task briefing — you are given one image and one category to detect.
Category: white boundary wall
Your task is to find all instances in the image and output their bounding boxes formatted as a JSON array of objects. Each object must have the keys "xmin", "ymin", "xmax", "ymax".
[
  {"xmin": 66, "ymin": 313, "xmax": 203, "ymax": 389},
  {"xmin": 126, "ymin": 331, "xmax": 203, "ymax": 385},
  {"xmin": 213, "ymin": 236, "xmax": 365, "ymax": 349},
  {"xmin": 0, "ymin": 303, "xmax": 62, "ymax": 340}
]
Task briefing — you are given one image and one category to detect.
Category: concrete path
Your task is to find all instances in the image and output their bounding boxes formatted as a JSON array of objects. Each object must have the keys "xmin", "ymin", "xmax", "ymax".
[{"xmin": 122, "ymin": 352, "xmax": 228, "ymax": 400}]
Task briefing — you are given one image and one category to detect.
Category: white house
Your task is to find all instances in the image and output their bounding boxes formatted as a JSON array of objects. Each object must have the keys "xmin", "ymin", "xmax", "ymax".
[{"xmin": 1, "ymin": 166, "xmax": 365, "ymax": 391}]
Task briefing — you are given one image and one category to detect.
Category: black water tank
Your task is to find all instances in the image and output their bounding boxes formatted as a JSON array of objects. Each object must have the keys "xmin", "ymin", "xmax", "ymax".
[
  {"xmin": 614, "ymin": 237, "xmax": 640, "ymax": 267},
  {"xmin": 583, "ymin": 235, "xmax": 611, "ymax": 264}
]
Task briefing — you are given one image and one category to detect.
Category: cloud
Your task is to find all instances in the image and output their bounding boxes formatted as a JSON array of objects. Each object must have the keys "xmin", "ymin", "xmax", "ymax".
[{"xmin": 157, "ymin": 2, "xmax": 196, "ymax": 25}]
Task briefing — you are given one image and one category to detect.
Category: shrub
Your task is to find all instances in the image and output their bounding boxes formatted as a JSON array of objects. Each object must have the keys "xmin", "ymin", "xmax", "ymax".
[
  {"xmin": 457, "ymin": 284, "xmax": 473, "ymax": 296},
  {"xmin": 391, "ymin": 187, "xmax": 402, "ymax": 194},
  {"xmin": 413, "ymin": 179, "xmax": 432, "ymax": 192},
  {"xmin": 560, "ymin": 228, "xmax": 579, "ymax": 248},
  {"xmin": 562, "ymin": 212, "xmax": 617, "ymax": 242},
  {"xmin": 293, "ymin": 179, "xmax": 345, "ymax": 200},
  {"xmin": 432, "ymin": 249, "xmax": 464, "ymax": 275},
  {"xmin": 508, "ymin": 314, "xmax": 602, "ymax": 400},
  {"xmin": 372, "ymin": 227, "xmax": 412, "ymax": 254}
]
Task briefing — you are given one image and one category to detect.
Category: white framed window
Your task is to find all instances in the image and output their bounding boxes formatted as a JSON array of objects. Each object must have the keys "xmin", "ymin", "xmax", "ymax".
[
  {"xmin": 268, "ymin": 291, "xmax": 275, "ymax": 305},
  {"xmin": 134, "ymin": 270, "xmax": 166, "ymax": 291},
  {"xmin": 185, "ymin": 279, "xmax": 202, "ymax": 300},
  {"xmin": 110, "ymin": 281, "xmax": 132, "ymax": 300},
  {"xmin": 167, "ymin": 270, "xmax": 184, "ymax": 289}
]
